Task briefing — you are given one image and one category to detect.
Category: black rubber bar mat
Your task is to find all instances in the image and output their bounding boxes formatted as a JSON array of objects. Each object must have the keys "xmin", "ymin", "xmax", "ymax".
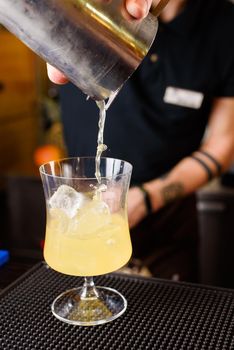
[{"xmin": 1, "ymin": 262, "xmax": 234, "ymax": 350}]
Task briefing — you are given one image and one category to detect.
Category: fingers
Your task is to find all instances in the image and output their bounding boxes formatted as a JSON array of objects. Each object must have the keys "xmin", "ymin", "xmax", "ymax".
[
  {"xmin": 125, "ymin": 0, "xmax": 152, "ymax": 19},
  {"xmin": 46, "ymin": 63, "xmax": 69, "ymax": 85}
]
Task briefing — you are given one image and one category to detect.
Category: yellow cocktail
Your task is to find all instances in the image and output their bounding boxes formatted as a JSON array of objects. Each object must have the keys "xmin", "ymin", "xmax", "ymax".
[{"xmin": 44, "ymin": 200, "xmax": 132, "ymax": 276}]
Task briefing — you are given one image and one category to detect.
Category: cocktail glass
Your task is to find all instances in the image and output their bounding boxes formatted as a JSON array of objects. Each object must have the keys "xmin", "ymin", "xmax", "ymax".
[{"xmin": 39, "ymin": 157, "xmax": 132, "ymax": 326}]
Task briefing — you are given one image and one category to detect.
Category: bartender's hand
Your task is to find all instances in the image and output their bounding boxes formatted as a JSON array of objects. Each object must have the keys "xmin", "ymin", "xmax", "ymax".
[{"xmin": 47, "ymin": 0, "xmax": 153, "ymax": 84}]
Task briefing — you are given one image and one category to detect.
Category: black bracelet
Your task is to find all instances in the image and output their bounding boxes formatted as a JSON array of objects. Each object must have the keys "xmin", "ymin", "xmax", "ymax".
[
  {"xmin": 138, "ymin": 185, "xmax": 153, "ymax": 215},
  {"xmin": 190, "ymin": 155, "xmax": 213, "ymax": 181},
  {"xmin": 197, "ymin": 150, "xmax": 222, "ymax": 176}
]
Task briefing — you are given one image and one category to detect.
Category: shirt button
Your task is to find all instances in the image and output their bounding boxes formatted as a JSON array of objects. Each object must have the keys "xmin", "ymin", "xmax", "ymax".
[{"xmin": 150, "ymin": 53, "xmax": 158, "ymax": 63}]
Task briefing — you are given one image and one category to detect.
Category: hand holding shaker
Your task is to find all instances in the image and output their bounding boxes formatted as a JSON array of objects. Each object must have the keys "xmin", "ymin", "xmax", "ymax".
[{"xmin": 0, "ymin": 0, "xmax": 169, "ymax": 100}]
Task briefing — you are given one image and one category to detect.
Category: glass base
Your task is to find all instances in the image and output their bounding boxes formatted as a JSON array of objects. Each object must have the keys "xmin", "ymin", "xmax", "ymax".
[{"xmin": 51, "ymin": 286, "xmax": 127, "ymax": 326}]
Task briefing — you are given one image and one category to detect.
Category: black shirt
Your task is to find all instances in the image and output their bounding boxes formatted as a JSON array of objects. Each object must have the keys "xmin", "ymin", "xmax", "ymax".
[{"xmin": 60, "ymin": 0, "xmax": 234, "ymax": 185}]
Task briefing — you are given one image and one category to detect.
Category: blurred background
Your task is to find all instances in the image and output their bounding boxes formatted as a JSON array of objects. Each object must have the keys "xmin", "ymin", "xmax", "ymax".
[
  {"xmin": 0, "ymin": 26, "xmax": 67, "ymax": 275},
  {"xmin": 0, "ymin": 26, "xmax": 234, "ymax": 289}
]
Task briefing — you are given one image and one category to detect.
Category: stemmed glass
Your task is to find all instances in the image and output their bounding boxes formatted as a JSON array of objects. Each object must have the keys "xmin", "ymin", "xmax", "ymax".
[{"xmin": 39, "ymin": 157, "xmax": 132, "ymax": 326}]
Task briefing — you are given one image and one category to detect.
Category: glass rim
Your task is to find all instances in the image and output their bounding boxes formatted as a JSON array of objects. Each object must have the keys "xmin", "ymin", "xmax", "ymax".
[{"xmin": 39, "ymin": 156, "xmax": 133, "ymax": 180}]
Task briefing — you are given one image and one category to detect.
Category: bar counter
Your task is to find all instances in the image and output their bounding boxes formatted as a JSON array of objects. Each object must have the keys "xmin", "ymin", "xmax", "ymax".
[{"xmin": 1, "ymin": 261, "xmax": 234, "ymax": 349}]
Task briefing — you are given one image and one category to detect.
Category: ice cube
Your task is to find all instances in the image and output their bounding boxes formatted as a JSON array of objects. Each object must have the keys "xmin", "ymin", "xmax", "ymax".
[
  {"xmin": 49, "ymin": 185, "xmax": 86, "ymax": 218},
  {"xmin": 75, "ymin": 200, "xmax": 111, "ymax": 239}
]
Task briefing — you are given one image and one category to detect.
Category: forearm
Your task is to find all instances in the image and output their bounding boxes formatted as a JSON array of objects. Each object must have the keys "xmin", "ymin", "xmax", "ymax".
[
  {"xmin": 143, "ymin": 146, "xmax": 234, "ymax": 212},
  {"xmin": 143, "ymin": 157, "xmax": 206, "ymax": 212},
  {"xmin": 128, "ymin": 145, "xmax": 233, "ymax": 228}
]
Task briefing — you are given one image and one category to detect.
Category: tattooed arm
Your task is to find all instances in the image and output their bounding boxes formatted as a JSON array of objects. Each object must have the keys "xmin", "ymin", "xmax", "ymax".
[{"xmin": 128, "ymin": 97, "xmax": 234, "ymax": 228}]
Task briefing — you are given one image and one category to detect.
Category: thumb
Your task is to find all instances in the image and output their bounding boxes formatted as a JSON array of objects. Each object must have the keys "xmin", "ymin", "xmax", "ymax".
[{"xmin": 46, "ymin": 64, "xmax": 69, "ymax": 85}]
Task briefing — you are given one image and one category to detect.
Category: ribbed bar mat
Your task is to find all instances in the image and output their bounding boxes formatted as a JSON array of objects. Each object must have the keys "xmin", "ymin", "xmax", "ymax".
[{"xmin": 1, "ymin": 262, "xmax": 234, "ymax": 350}]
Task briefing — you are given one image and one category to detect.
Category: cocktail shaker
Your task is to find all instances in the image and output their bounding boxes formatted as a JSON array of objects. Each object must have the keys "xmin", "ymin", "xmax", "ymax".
[{"xmin": 0, "ymin": 0, "xmax": 169, "ymax": 100}]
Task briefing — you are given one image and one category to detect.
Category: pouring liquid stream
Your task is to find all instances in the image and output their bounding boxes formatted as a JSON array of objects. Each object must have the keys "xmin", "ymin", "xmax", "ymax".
[{"xmin": 94, "ymin": 90, "xmax": 120, "ymax": 198}]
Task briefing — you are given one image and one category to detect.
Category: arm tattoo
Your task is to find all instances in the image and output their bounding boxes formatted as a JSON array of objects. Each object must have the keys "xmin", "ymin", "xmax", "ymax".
[{"xmin": 160, "ymin": 182, "xmax": 185, "ymax": 205}]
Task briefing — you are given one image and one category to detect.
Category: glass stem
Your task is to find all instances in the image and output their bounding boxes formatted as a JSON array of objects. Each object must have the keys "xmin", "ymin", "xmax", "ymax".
[{"xmin": 80, "ymin": 277, "xmax": 99, "ymax": 300}]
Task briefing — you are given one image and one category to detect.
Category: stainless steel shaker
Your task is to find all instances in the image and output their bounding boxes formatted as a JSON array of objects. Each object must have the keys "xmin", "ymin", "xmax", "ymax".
[{"xmin": 0, "ymin": 0, "xmax": 169, "ymax": 100}]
